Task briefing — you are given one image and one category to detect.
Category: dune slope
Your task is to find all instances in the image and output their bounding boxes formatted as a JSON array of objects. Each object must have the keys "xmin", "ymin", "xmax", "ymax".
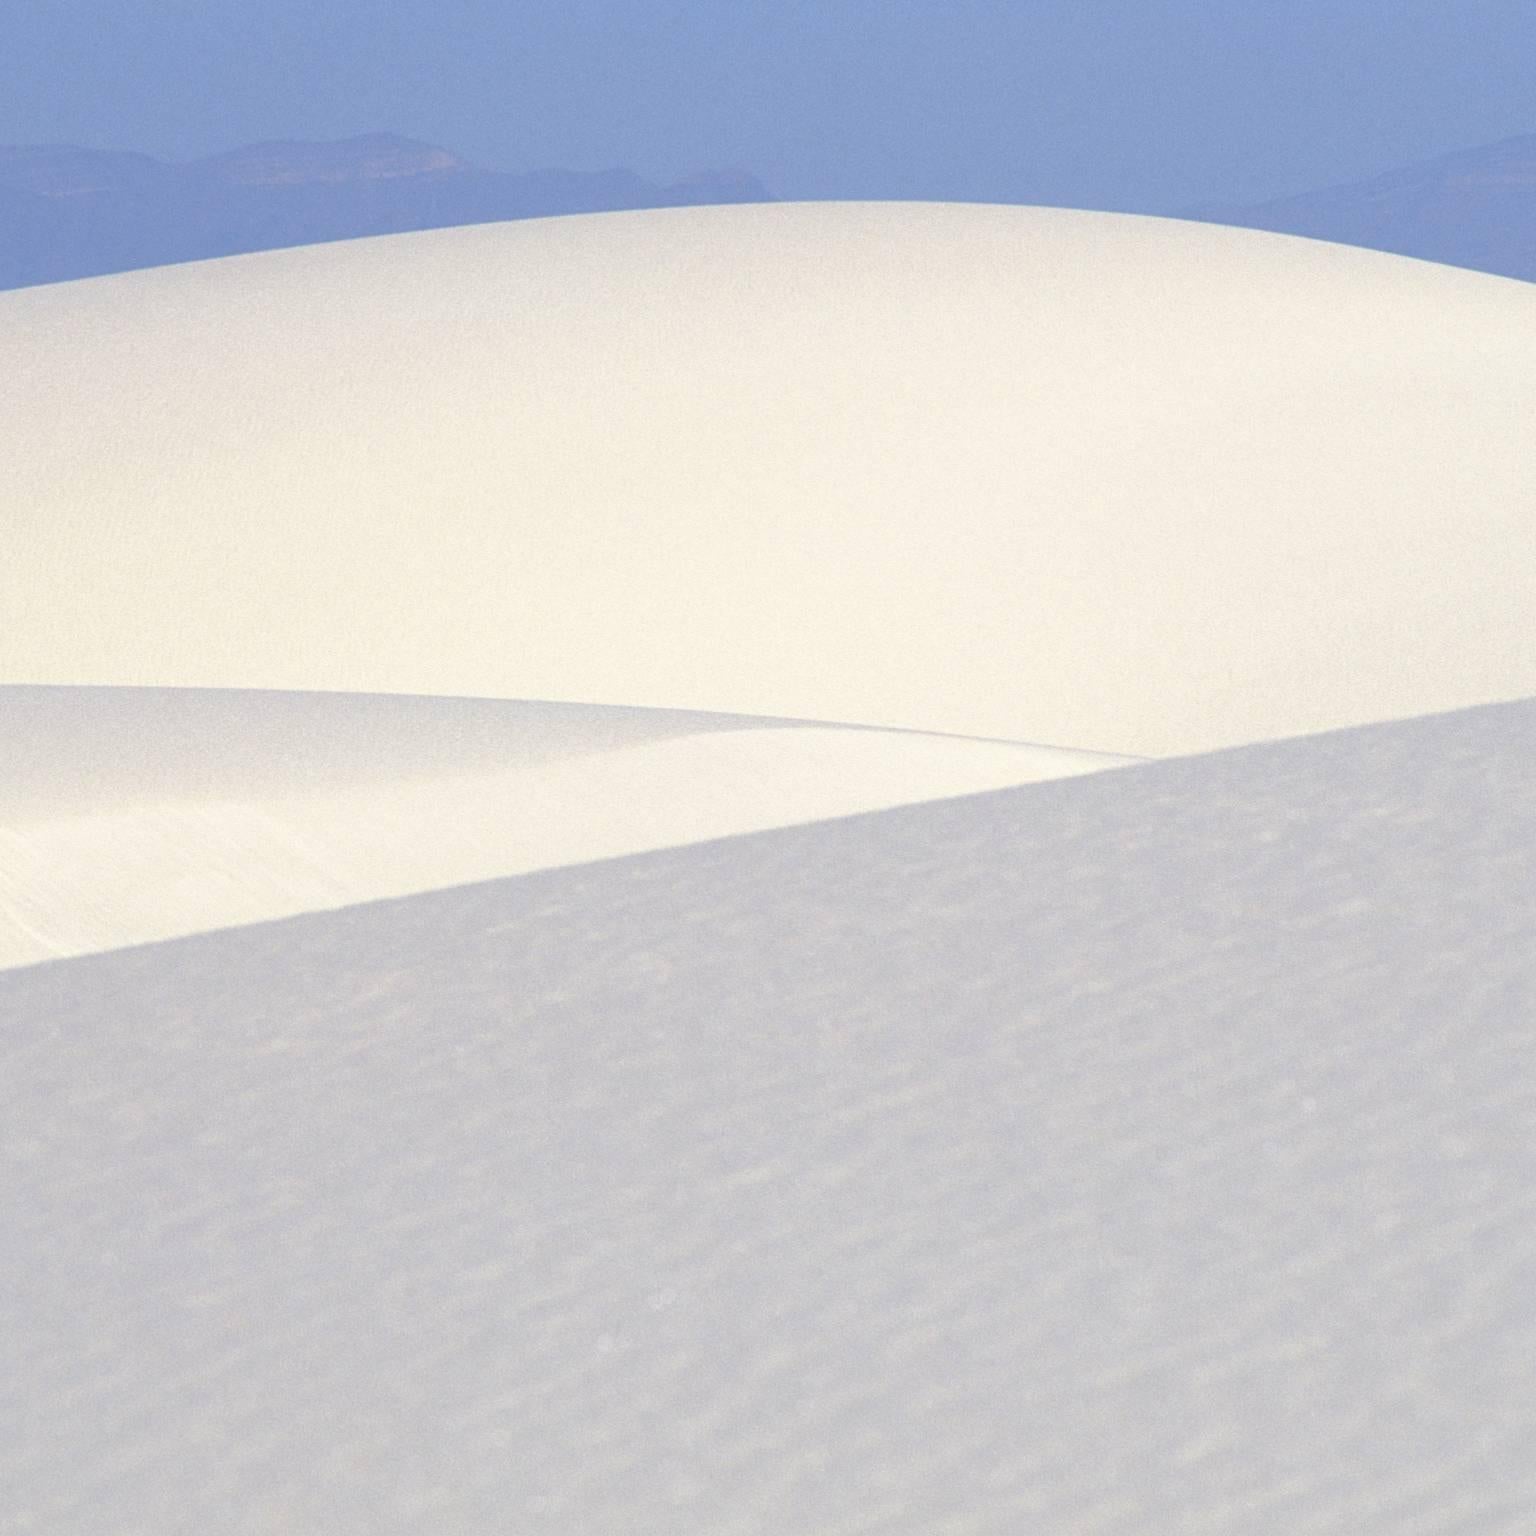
[
  {"xmin": 6, "ymin": 202, "xmax": 1536, "ymax": 756},
  {"xmin": 0, "ymin": 685, "xmax": 1128, "ymax": 969},
  {"xmin": 4, "ymin": 696, "xmax": 1536, "ymax": 1532}
]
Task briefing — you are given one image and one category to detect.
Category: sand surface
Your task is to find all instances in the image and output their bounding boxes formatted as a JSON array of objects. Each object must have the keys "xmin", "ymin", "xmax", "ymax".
[
  {"xmin": 8, "ymin": 202, "xmax": 1536, "ymax": 1526},
  {"xmin": 5, "ymin": 696, "xmax": 1534, "ymax": 1533},
  {"xmin": 7, "ymin": 202, "xmax": 1536, "ymax": 757},
  {"xmin": 0, "ymin": 686, "xmax": 1129, "ymax": 969}
]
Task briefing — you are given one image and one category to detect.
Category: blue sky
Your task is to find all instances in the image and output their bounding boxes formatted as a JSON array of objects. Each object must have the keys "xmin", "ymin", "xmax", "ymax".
[{"xmin": 5, "ymin": 0, "xmax": 1536, "ymax": 210}]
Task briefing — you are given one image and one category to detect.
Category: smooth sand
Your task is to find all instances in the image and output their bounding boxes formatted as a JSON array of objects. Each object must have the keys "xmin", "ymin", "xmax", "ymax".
[
  {"xmin": 0, "ymin": 686, "xmax": 1131, "ymax": 968},
  {"xmin": 6, "ymin": 202, "xmax": 1536, "ymax": 758}
]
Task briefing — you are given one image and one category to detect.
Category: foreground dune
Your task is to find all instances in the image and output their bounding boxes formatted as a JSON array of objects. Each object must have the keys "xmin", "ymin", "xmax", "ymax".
[
  {"xmin": 0, "ymin": 686, "xmax": 1129, "ymax": 969},
  {"xmin": 6, "ymin": 202, "xmax": 1536, "ymax": 758},
  {"xmin": 5, "ymin": 696, "xmax": 1534, "ymax": 1532}
]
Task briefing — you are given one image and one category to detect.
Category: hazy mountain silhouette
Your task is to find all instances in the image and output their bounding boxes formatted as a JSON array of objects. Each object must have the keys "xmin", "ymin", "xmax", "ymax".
[
  {"xmin": 1180, "ymin": 132, "xmax": 1536, "ymax": 284},
  {"xmin": 0, "ymin": 132, "xmax": 773, "ymax": 290},
  {"xmin": 9, "ymin": 128, "xmax": 1536, "ymax": 293}
]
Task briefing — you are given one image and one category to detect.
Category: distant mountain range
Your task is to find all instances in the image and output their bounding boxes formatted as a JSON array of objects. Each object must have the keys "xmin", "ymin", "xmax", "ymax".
[
  {"xmin": 4, "ymin": 129, "xmax": 1536, "ymax": 292},
  {"xmin": 1181, "ymin": 132, "xmax": 1536, "ymax": 285},
  {"xmin": 0, "ymin": 132, "xmax": 773, "ymax": 291}
]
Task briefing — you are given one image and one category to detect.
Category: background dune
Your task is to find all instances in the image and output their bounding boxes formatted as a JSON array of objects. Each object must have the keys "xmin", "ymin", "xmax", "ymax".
[{"xmin": 7, "ymin": 202, "xmax": 1536, "ymax": 760}]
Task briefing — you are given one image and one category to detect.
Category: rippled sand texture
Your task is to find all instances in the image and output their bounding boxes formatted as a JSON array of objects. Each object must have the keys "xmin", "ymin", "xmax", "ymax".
[{"xmin": 5, "ymin": 698, "xmax": 1535, "ymax": 1533}]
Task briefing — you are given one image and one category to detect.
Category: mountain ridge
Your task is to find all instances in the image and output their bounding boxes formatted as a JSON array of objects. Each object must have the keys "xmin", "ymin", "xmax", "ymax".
[
  {"xmin": 7, "ymin": 128, "xmax": 1536, "ymax": 291},
  {"xmin": 0, "ymin": 132, "xmax": 775, "ymax": 290},
  {"xmin": 1179, "ymin": 131, "xmax": 1536, "ymax": 284}
]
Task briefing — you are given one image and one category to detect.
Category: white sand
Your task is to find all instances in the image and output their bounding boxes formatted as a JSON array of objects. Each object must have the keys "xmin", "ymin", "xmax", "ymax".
[
  {"xmin": 6, "ymin": 202, "xmax": 1536, "ymax": 758},
  {"xmin": 5, "ymin": 696, "xmax": 1534, "ymax": 1532},
  {"xmin": 0, "ymin": 685, "xmax": 1131, "ymax": 969},
  {"xmin": 8, "ymin": 204, "xmax": 1536, "ymax": 1527}
]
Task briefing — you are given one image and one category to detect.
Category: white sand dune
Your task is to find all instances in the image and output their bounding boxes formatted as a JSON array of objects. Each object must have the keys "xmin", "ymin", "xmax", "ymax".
[
  {"xmin": 0, "ymin": 685, "xmax": 1130, "ymax": 969},
  {"xmin": 6, "ymin": 202, "xmax": 1536, "ymax": 758},
  {"xmin": 5, "ymin": 696, "xmax": 1534, "ymax": 1533},
  {"xmin": 8, "ymin": 203, "xmax": 1536, "ymax": 1527}
]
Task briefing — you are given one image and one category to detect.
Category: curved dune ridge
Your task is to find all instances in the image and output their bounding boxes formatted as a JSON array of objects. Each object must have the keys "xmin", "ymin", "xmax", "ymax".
[
  {"xmin": 6, "ymin": 201, "xmax": 1536, "ymax": 757},
  {"xmin": 0, "ymin": 686, "xmax": 1132, "ymax": 969}
]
